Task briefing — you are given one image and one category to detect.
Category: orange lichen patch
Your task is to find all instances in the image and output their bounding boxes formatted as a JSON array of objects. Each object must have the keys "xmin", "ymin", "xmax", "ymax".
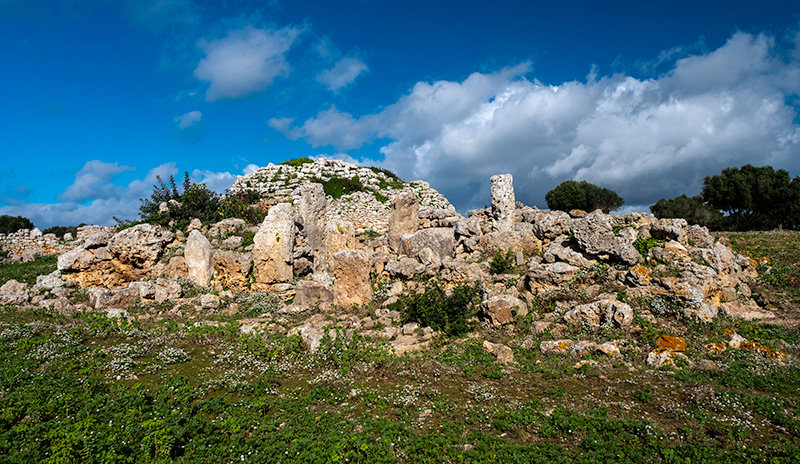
[
  {"xmin": 756, "ymin": 257, "xmax": 770, "ymax": 265},
  {"xmin": 656, "ymin": 335, "xmax": 687, "ymax": 352},
  {"xmin": 629, "ymin": 265, "xmax": 650, "ymax": 283},
  {"xmin": 705, "ymin": 343, "xmax": 726, "ymax": 354},
  {"xmin": 724, "ymin": 328, "xmax": 736, "ymax": 335},
  {"xmin": 741, "ymin": 342, "xmax": 789, "ymax": 360}
]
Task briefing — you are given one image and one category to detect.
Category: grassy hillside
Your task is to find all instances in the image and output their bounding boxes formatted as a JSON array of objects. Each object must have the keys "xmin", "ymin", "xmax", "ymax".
[{"xmin": 0, "ymin": 233, "xmax": 799, "ymax": 462}]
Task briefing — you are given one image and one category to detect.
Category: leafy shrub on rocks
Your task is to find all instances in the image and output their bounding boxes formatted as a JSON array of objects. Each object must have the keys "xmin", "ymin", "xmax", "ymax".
[{"xmin": 392, "ymin": 281, "xmax": 480, "ymax": 336}]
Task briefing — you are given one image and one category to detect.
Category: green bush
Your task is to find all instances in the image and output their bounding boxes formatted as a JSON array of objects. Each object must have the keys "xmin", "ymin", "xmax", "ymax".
[
  {"xmin": 315, "ymin": 176, "xmax": 364, "ymax": 199},
  {"xmin": 0, "ymin": 215, "xmax": 34, "ymax": 234},
  {"xmin": 218, "ymin": 191, "xmax": 266, "ymax": 225},
  {"xmin": 391, "ymin": 281, "xmax": 480, "ymax": 336},
  {"xmin": 545, "ymin": 180, "xmax": 624, "ymax": 213},
  {"xmin": 489, "ymin": 249, "xmax": 516, "ymax": 274}
]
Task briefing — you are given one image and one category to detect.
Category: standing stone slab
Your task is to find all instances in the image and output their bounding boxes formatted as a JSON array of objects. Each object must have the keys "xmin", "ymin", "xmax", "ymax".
[
  {"xmin": 253, "ymin": 203, "xmax": 296, "ymax": 284},
  {"xmin": 490, "ymin": 174, "xmax": 515, "ymax": 232},
  {"xmin": 388, "ymin": 192, "xmax": 419, "ymax": 253},
  {"xmin": 185, "ymin": 230, "xmax": 213, "ymax": 287},
  {"xmin": 332, "ymin": 250, "xmax": 374, "ymax": 307},
  {"xmin": 296, "ymin": 183, "xmax": 328, "ymax": 272}
]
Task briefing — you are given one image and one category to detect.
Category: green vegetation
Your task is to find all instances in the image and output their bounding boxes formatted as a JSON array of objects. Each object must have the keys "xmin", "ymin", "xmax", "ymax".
[
  {"xmin": 702, "ymin": 164, "xmax": 800, "ymax": 230},
  {"xmin": 391, "ymin": 281, "xmax": 480, "ymax": 336},
  {"xmin": 0, "ymin": 215, "xmax": 34, "ymax": 234},
  {"xmin": 279, "ymin": 157, "xmax": 314, "ymax": 167},
  {"xmin": 545, "ymin": 180, "xmax": 624, "ymax": 214},
  {"xmin": 633, "ymin": 236, "xmax": 663, "ymax": 259},
  {"xmin": 0, "ymin": 254, "xmax": 57, "ymax": 285},
  {"xmin": 137, "ymin": 172, "xmax": 265, "ymax": 230},
  {"xmin": 489, "ymin": 249, "xmax": 517, "ymax": 274},
  {"xmin": 314, "ymin": 175, "xmax": 364, "ymax": 199},
  {"xmin": 650, "ymin": 194, "xmax": 723, "ymax": 228}
]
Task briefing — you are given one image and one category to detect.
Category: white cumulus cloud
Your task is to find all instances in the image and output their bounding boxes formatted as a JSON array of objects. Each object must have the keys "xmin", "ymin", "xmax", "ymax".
[
  {"xmin": 194, "ymin": 25, "xmax": 302, "ymax": 101},
  {"xmin": 316, "ymin": 56, "xmax": 368, "ymax": 92},
  {"xmin": 58, "ymin": 160, "xmax": 135, "ymax": 203},
  {"xmin": 174, "ymin": 110, "xmax": 202, "ymax": 128},
  {"xmin": 277, "ymin": 32, "xmax": 800, "ymax": 212}
]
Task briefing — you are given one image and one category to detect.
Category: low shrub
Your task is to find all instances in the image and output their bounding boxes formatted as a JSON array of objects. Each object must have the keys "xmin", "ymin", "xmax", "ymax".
[{"xmin": 391, "ymin": 281, "xmax": 480, "ymax": 336}]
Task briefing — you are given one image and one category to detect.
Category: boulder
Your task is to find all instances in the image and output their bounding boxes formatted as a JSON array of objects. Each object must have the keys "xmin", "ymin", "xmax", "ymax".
[
  {"xmin": 208, "ymin": 218, "xmax": 247, "ymax": 238},
  {"xmin": 570, "ymin": 213, "xmax": 641, "ymax": 265},
  {"xmin": 388, "ymin": 192, "xmax": 419, "ymax": 253},
  {"xmin": 385, "ymin": 257, "xmax": 425, "ymax": 279},
  {"xmin": 108, "ymin": 223, "xmax": 175, "ymax": 267},
  {"xmin": 543, "ymin": 235, "xmax": 595, "ymax": 267},
  {"xmin": 532, "ymin": 211, "xmax": 572, "ymax": 240},
  {"xmin": 154, "ymin": 278, "xmax": 182, "ymax": 302},
  {"xmin": 185, "ymin": 230, "xmax": 213, "ymax": 287},
  {"xmin": 527, "ymin": 261, "xmax": 579, "ymax": 287},
  {"xmin": 563, "ymin": 299, "xmax": 633, "ymax": 329},
  {"xmin": 482, "ymin": 295, "xmax": 527, "ymax": 326},
  {"xmin": 93, "ymin": 285, "xmax": 139, "ymax": 310},
  {"xmin": 0, "ymin": 279, "xmax": 29, "ymax": 305},
  {"xmin": 295, "ymin": 274, "xmax": 334, "ymax": 307},
  {"xmin": 57, "ymin": 247, "xmax": 96, "ymax": 272},
  {"xmin": 483, "ymin": 340, "xmax": 514, "ymax": 365},
  {"xmin": 490, "ymin": 174, "xmax": 515, "ymax": 232},
  {"xmin": 213, "ymin": 251, "xmax": 253, "ymax": 291},
  {"xmin": 400, "ymin": 228, "xmax": 455, "ymax": 269},
  {"xmin": 332, "ymin": 250, "xmax": 374, "ymax": 307},
  {"xmin": 253, "ymin": 203, "xmax": 296, "ymax": 284},
  {"xmin": 324, "ymin": 220, "xmax": 355, "ymax": 270},
  {"xmin": 651, "ymin": 218, "xmax": 687, "ymax": 243}
]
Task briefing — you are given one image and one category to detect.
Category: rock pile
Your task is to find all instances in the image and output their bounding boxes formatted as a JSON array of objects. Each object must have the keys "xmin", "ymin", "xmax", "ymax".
[{"xmin": 3, "ymin": 159, "xmax": 772, "ymax": 362}]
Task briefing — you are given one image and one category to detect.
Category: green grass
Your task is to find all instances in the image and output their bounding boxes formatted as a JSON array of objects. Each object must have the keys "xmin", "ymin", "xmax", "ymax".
[
  {"xmin": 0, "ymin": 254, "xmax": 57, "ymax": 285},
  {"xmin": 2, "ymin": 232, "xmax": 800, "ymax": 462}
]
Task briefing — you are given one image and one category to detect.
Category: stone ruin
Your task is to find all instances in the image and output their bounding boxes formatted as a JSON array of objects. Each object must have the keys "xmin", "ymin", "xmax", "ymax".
[{"xmin": 0, "ymin": 158, "xmax": 772, "ymax": 361}]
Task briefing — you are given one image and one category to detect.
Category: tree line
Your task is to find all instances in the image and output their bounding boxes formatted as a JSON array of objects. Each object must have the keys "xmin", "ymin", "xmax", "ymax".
[{"xmin": 545, "ymin": 164, "xmax": 800, "ymax": 231}]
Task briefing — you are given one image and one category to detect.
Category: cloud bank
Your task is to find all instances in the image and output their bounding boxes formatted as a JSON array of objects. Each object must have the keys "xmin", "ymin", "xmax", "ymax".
[
  {"xmin": 194, "ymin": 25, "xmax": 302, "ymax": 101},
  {"xmin": 273, "ymin": 32, "xmax": 800, "ymax": 211}
]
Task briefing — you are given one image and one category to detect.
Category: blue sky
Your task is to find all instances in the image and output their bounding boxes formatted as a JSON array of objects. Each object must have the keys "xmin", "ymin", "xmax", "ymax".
[{"xmin": 1, "ymin": 0, "xmax": 800, "ymax": 228}]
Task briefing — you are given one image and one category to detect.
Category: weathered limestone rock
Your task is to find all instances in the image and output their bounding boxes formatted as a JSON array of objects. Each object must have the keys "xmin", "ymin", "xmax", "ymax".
[
  {"xmin": 185, "ymin": 230, "xmax": 213, "ymax": 287},
  {"xmin": 480, "ymin": 230, "xmax": 541, "ymax": 256},
  {"xmin": 400, "ymin": 228, "xmax": 455, "ymax": 269},
  {"xmin": 213, "ymin": 251, "xmax": 253, "ymax": 291},
  {"xmin": 108, "ymin": 223, "xmax": 175, "ymax": 268},
  {"xmin": 543, "ymin": 235, "xmax": 595, "ymax": 267},
  {"xmin": 570, "ymin": 213, "xmax": 641, "ymax": 265},
  {"xmin": 563, "ymin": 299, "xmax": 633, "ymax": 329},
  {"xmin": 385, "ymin": 257, "xmax": 425, "ymax": 279},
  {"xmin": 154, "ymin": 278, "xmax": 182, "ymax": 302},
  {"xmin": 93, "ymin": 286, "xmax": 139, "ymax": 310},
  {"xmin": 651, "ymin": 218, "xmax": 688, "ymax": 243},
  {"xmin": 482, "ymin": 295, "xmax": 527, "ymax": 326},
  {"xmin": 325, "ymin": 220, "xmax": 355, "ymax": 270},
  {"xmin": 295, "ymin": 183, "xmax": 328, "ymax": 272},
  {"xmin": 684, "ymin": 302, "xmax": 718, "ymax": 323},
  {"xmin": 332, "ymin": 250, "xmax": 374, "ymax": 307},
  {"xmin": 540, "ymin": 339, "xmax": 576, "ymax": 355},
  {"xmin": 295, "ymin": 274, "xmax": 334, "ymax": 307},
  {"xmin": 490, "ymin": 174, "xmax": 514, "ymax": 232},
  {"xmin": 527, "ymin": 261, "xmax": 579, "ymax": 288},
  {"xmin": 532, "ymin": 210, "xmax": 572, "ymax": 240},
  {"xmin": 483, "ymin": 341, "xmax": 514, "ymax": 365},
  {"xmin": 57, "ymin": 247, "xmax": 96, "ymax": 272},
  {"xmin": 388, "ymin": 192, "xmax": 419, "ymax": 253},
  {"xmin": 253, "ymin": 203, "xmax": 296, "ymax": 284},
  {"xmin": 208, "ymin": 218, "xmax": 247, "ymax": 238},
  {"xmin": 0, "ymin": 279, "xmax": 29, "ymax": 304}
]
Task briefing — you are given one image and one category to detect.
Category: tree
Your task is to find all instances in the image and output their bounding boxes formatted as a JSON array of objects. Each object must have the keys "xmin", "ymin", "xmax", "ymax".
[
  {"xmin": 701, "ymin": 164, "xmax": 800, "ymax": 230},
  {"xmin": 545, "ymin": 180, "xmax": 624, "ymax": 213},
  {"xmin": 650, "ymin": 195, "xmax": 723, "ymax": 228},
  {"xmin": 138, "ymin": 172, "xmax": 221, "ymax": 230},
  {"xmin": 0, "ymin": 215, "xmax": 34, "ymax": 234}
]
